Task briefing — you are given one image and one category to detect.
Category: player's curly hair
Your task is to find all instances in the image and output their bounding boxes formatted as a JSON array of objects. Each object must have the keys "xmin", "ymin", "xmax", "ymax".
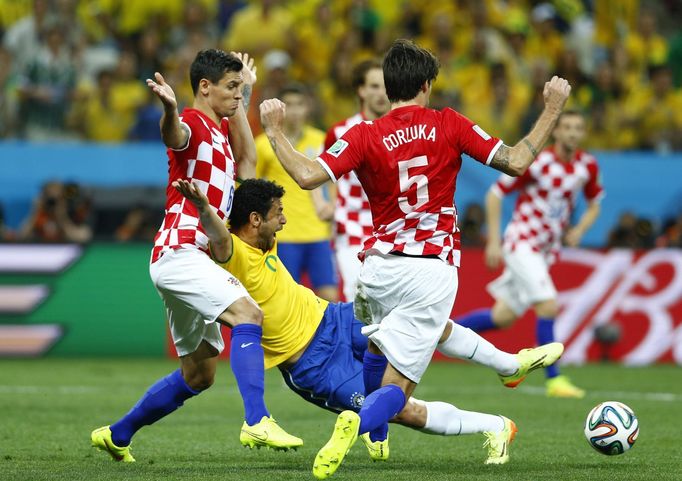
[
  {"xmin": 230, "ymin": 179, "xmax": 285, "ymax": 229},
  {"xmin": 383, "ymin": 39, "xmax": 439, "ymax": 103},
  {"xmin": 190, "ymin": 49, "xmax": 243, "ymax": 95}
]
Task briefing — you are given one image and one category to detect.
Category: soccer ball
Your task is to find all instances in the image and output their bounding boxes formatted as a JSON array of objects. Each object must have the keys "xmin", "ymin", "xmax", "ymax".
[{"xmin": 584, "ymin": 401, "xmax": 639, "ymax": 455}]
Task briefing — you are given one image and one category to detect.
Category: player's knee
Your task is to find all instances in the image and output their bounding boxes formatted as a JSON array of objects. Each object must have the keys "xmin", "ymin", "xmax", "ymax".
[
  {"xmin": 223, "ymin": 297, "xmax": 263, "ymax": 327},
  {"xmin": 535, "ymin": 299, "xmax": 559, "ymax": 318},
  {"xmin": 492, "ymin": 303, "xmax": 517, "ymax": 328},
  {"xmin": 184, "ymin": 370, "xmax": 215, "ymax": 391}
]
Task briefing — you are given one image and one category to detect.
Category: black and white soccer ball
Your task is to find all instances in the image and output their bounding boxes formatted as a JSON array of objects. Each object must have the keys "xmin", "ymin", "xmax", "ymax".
[{"xmin": 584, "ymin": 401, "xmax": 639, "ymax": 455}]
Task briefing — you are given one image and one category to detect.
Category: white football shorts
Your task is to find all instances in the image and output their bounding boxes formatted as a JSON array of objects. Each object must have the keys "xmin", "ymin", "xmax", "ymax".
[
  {"xmin": 149, "ymin": 247, "xmax": 250, "ymax": 356},
  {"xmin": 354, "ymin": 253, "xmax": 458, "ymax": 383},
  {"xmin": 487, "ymin": 243, "xmax": 557, "ymax": 316}
]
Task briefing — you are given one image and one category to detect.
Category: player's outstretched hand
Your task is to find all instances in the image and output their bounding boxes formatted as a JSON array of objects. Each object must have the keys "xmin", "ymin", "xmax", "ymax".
[
  {"xmin": 260, "ymin": 98, "xmax": 286, "ymax": 132},
  {"xmin": 485, "ymin": 241, "xmax": 503, "ymax": 270},
  {"xmin": 232, "ymin": 52, "xmax": 257, "ymax": 86},
  {"xmin": 172, "ymin": 179, "xmax": 208, "ymax": 210},
  {"xmin": 543, "ymin": 76, "xmax": 571, "ymax": 113},
  {"xmin": 146, "ymin": 72, "xmax": 177, "ymax": 110},
  {"xmin": 564, "ymin": 227, "xmax": 583, "ymax": 247}
]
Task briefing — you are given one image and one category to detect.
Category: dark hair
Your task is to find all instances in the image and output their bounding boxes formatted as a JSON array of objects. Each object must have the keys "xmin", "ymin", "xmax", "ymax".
[
  {"xmin": 351, "ymin": 58, "xmax": 383, "ymax": 90},
  {"xmin": 556, "ymin": 109, "xmax": 584, "ymax": 125},
  {"xmin": 383, "ymin": 39, "xmax": 439, "ymax": 103},
  {"xmin": 189, "ymin": 49, "xmax": 243, "ymax": 95},
  {"xmin": 277, "ymin": 82, "xmax": 309, "ymax": 99},
  {"xmin": 230, "ymin": 179, "xmax": 285, "ymax": 229}
]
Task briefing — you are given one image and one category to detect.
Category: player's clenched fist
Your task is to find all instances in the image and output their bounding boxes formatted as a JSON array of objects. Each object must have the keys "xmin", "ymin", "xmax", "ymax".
[
  {"xmin": 260, "ymin": 98, "xmax": 286, "ymax": 132},
  {"xmin": 542, "ymin": 75, "xmax": 571, "ymax": 113}
]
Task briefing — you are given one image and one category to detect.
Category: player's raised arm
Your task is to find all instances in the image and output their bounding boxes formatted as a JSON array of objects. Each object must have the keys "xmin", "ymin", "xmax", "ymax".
[
  {"xmin": 172, "ymin": 179, "xmax": 233, "ymax": 262},
  {"xmin": 260, "ymin": 98, "xmax": 331, "ymax": 190},
  {"xmin": 490, "ymin": 76, "xmax": 571, "ymax": 176},
  {"xmin": 146, "ymin": 72, "xmax": 190, "ymax": 150},
  {"xmin": 230, "ymin": 52, "xmax": 258, "ymax": 180}
]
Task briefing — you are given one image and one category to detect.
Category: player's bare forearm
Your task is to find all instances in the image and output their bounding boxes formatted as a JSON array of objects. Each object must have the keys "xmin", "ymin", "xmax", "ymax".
[
  {"xmin": 490, "ymin": 108, "xmax": 561, "ymax": 176},
  {"xmin": 230, "ymin": 103, "xmax": 257, "ymax": 180},
  {"xmin": 485, "ymin": 188, "xmax": 503, "ymax": 245},
  {"xmin": 159, "ymin": 106, "xmax": 189, "ymax": 150},
  {"xmin": 199, "ymin": 208, "xmax": 232, "ymax": 263},
  {"xmin": 574, "ymin": 201, "xmax": 601, "ymax": 236},
  {"xmin": 264, "ymin": 128, "xmax": 330, "ymax": 189}
]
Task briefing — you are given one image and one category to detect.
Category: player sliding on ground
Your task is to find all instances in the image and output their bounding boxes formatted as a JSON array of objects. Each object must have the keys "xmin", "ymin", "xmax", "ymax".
[
  {"xmin": 259, "ymin": 38, "xmax": 571, "ymax": 479},
  {"xmin": 173, "ymin": 177, "xmax": 564, "ymax": 464}
]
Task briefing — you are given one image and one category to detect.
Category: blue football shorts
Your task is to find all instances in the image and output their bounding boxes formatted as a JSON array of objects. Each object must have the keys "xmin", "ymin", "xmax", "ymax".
[
  {"xmin": 277, "ymin": 240, "xmax": 338, "ymax": 288},
  {"xmin": 280, "ymin": 302, "xmax": 368, "ymax": 412}
]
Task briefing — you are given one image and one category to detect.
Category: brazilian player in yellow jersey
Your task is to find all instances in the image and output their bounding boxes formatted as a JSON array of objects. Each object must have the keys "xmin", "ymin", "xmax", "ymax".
[
  {"xmin": 255, "ymin": 83, "xmax": 337, "ymax": 302},
  {"xmin": 173, "ymin": 177, "xmax": 564, "ymax": 467}
]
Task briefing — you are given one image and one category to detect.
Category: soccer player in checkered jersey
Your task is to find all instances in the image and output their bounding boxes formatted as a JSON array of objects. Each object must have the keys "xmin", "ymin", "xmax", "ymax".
[
  {"xmin": 456, "ymin": 110, "xmax": 602, "ymax": 399},
  {"xmin": 91, "ymin": 50, "xmax": 301, "ymax": 463},
  {"xmin": 324, "ymin": 59, "xmax": 390, "ymax": 302},
  {"xmin": 260, "ymin": 39, "xmax": 571, "ymax": 477}
]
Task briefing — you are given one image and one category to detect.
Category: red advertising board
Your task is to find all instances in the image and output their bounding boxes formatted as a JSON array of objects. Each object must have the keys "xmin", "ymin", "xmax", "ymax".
[{"xmin": 168, "ymin": 248, "xmax": 682, "ymax": 365}]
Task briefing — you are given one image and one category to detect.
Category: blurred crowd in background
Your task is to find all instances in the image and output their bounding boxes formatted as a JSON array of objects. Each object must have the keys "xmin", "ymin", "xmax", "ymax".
[{"xmin": 1, "ymin": 0, "xmax": 681, "ymax": 251}]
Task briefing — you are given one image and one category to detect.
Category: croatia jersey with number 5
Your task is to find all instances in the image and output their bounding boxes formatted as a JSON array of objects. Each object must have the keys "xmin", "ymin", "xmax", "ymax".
[{"xmin": 317, "ymin": 105, "xmax": 502, "ymax": 266}]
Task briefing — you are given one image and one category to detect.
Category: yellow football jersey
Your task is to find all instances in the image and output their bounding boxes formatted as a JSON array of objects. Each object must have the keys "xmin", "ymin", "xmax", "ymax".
[
  {"xmin": 217, "ymin": 234, "xmax": 327, "ymax": 369},
  {"xmin": 255, "ymin": 126, "xmax": 331, "ymax": 243}
]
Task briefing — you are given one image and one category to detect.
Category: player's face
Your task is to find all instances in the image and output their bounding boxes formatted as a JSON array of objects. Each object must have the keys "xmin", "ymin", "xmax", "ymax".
[
  {"xmin": 281, "ymin": 92, "xmax": 308, "ymax": 129},
  {"xmin": 259, "ymin": 198, "xmax": 286, "ymax": 250},
  {"xmin": 360, "ymin": 68, "xmax": 389, "ymax": 117},
  {"xmin": 553, "ymin": 114, "xmax": 586, "ymax": 152},
  {"xmin": 207, "ymin": 71, "xmax": 243, "ymax": 118}
]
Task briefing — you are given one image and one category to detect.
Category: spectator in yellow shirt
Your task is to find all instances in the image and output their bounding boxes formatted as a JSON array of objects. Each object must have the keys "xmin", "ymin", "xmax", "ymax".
[{"xmin": 255, "ymin": 83, "xmax": 337, "ymax": 302}]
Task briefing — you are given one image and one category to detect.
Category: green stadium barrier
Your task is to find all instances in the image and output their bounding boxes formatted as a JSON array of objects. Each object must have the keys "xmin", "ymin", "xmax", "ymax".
[{"xmin": 0, "ymin": 243, "xmax": 165, "ymax": 356}]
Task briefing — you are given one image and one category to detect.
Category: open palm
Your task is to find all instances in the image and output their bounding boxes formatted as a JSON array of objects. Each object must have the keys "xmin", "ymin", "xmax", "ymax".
[{"xmin": 146, "ymin": 72, "xmax": 177, "ymax": 110}]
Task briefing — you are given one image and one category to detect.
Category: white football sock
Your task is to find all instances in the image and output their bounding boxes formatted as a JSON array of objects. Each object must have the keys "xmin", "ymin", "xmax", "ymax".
[
  {"xmin": 437, "ymin": 321, "xmax": 519, "ymax": 376},
  {"xmin": 422, "ymin": 401, "xmax": 505, "ymax": 435}
]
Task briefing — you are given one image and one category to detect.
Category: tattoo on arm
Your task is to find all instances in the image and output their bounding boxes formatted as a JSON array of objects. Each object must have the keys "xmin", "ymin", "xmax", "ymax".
[
  {"xmin": 490, "ymin": 144, "xmax": 511, "ymax": 172},
  {"xmin": 242, "ymin": 85, "xmax": 252, "ymax": 110},
  {"xmin": 523, "ymin": 138, "xmax": 538, "ymax": 158}
]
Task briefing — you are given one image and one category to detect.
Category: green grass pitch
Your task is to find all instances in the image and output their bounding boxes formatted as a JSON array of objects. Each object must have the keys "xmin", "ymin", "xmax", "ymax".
[{"xmin": 1, "ymin": 359, "xmax": 680, "ymax": 481}]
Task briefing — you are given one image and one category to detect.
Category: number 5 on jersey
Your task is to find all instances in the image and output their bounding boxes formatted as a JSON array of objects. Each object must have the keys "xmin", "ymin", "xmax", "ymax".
[{"xmin": 398, "ymin": 155, "xmax": 429, "ymax": 214}]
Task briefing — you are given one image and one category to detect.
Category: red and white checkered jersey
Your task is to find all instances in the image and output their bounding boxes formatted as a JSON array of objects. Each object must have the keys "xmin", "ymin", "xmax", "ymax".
[
  {"xmin": 317, "ymin": 105, "xmax": 502, "ymax": 266},
  {"xmin": 151, "ymin": 108, "xmax": 237, "ymax": 264},
  {"xmin": 491, "ymin": 146, "xmax": 604, "ymax": 264},
  {"xmin": 324, "ymin": 113, "xmax": 373, "ymax": 246}
]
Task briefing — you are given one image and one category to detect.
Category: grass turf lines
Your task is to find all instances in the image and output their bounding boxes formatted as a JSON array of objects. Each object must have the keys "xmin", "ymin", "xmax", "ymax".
[{"xmin": 1, "ymin": 359, "xmax": 680, "ymax": 481}]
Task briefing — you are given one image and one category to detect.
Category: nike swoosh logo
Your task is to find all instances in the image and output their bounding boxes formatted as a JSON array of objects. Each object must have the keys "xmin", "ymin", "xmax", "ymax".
[
  {"xmin": 242, "ymin": 430, "xmax": 268, "ymax": 441},
  {"xmin": 529, "ymin": 354, "xmax": 547, "ymax": 369},
  {"xmin": 240, "ymin": 342, "xmax": 254, "ymax": 348}
]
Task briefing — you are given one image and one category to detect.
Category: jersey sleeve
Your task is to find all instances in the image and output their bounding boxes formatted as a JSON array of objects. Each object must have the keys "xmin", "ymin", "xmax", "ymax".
[
  {"xmin": 490, "ymin": 170, "xmax": 533, "ymax": 197},
  {"xmin": 583, "ymin": 156, "xmax": 605, "ymax": 202},
  {"xmin": 316, "ymin": 123, "xmax": 365, "ymax": 183},
  {"xmin": 216, "ymin": 233, "xmax": 246, "ymax": 275},
  {"xmin": 443, "ymin": 108, "xmax": 503, "ymax": 166}
]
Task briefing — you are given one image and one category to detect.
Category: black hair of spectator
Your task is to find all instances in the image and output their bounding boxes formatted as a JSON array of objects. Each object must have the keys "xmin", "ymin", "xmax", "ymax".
[
  {"xmin": 383, "ymin": 39, "xmax": 439, "ymax": 103},
  {"xmin": 277, "ymin": 82, "xmax": 309, "ymax": 99},
  {"xmin": 351, "ymin": 58, "xmax": 383, "ymax": 90},
  {"xmin": 230, "ymin": 179, "xmax": 285, "ymax": 229},
  {"xmin": 556, "ymin": 108, "xmax": 585, "ymax": 125},
  {"xmin": 189, "ymin": 49, "xmax": 243, "ymax": 95}
]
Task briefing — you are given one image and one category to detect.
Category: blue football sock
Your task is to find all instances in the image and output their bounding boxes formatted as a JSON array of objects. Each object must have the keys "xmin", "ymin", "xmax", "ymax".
[
  {"xmin": 537, "ymin": 317, "xmax": 559, "ymax": 378},
  {"xmin": 231, "ymin": 324, "xmax": 269, "ymax": 426},
  {"xmin": 358, "ymin": 384, "xmax": 406, "ymax": 436},
  {"xmin": 455, "ymin": 308, "xmax": 496, "ymax": 333},
  {"xmin": 363, "ymin": 351, "xmax": 388, "ymax": 442},
  {"xmin": 110, "ymin": 368, "xmax": 199, "ymax": 447}
]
